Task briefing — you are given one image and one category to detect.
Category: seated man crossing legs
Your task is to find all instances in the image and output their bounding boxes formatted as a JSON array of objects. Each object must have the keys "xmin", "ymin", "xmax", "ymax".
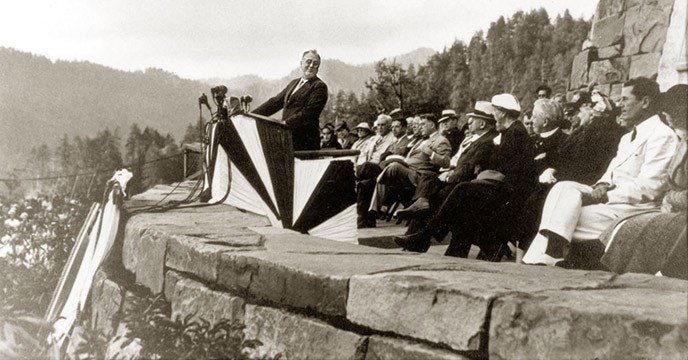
[{"xmin": 523, "ymin": 77, "xmax": 679, "ymax": 267}]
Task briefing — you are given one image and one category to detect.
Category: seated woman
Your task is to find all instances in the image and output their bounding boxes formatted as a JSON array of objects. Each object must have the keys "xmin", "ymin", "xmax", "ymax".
[
  {"xmin": 320, "ymin": 123, "xmax": 342, "ymax": 149},
  {"xmin": 515, "ymin": 91, "xmax": 625, "ymax": 261},
  {"xmin": 600, "ymin": 84, "xmax": 688, "ymax": 279}
]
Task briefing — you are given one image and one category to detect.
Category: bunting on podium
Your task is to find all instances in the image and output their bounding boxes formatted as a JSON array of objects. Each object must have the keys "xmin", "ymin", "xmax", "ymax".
[{"xmin": 204, "ymin": 113, "xmax": 357, "ymax": 243}]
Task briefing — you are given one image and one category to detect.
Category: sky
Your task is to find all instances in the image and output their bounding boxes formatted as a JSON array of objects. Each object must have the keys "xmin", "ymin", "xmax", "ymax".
[{"xmin": 0, "ymin": 0, "xmax": 598, "ymax": 80}]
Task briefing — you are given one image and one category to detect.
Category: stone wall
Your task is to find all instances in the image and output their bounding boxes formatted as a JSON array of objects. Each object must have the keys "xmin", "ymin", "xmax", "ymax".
[
  {"xmin": 571, "ymin": 0, "xmax": 684, "ymax": 97},
  {"xmin": 90, "ymin": 182, "xmax": 688, "ymax": 359}
]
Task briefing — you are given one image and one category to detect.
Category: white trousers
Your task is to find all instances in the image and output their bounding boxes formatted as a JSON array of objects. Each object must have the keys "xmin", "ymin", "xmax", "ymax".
[{"xmin": 523, "ymin": 181, "xmax": 658, "ymax": 265}]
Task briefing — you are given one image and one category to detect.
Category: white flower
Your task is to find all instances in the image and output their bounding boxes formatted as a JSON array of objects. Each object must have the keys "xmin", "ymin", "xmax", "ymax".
[
  {"xmin": 20, "ymin": 212, "xmax": 29, "ymax": 220},
  {"xmin": 4, "ymin": 218, "xmax": 20, "ymax": 228}
]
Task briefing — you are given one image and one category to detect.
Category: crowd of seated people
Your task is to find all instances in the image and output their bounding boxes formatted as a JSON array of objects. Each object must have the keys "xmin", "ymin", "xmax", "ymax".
[{"xmin": 331, "ymin": 76, "xmax": 687, "ymax": 280}]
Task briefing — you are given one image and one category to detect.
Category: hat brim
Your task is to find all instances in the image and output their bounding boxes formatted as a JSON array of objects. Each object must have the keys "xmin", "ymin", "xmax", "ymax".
[{"xmin": 467, "ymin": 112, "xmax": 495, "ymax": 121}]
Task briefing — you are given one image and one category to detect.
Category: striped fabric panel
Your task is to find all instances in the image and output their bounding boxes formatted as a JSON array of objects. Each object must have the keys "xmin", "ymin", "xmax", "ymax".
[
  {"xmin": 219, "ymin": 120, "xmax": 279, "ymax": 218},
  {"xmin": 255, "ymin": 117, "xmax": 294, "ymax": 228},
  {"xmin": 231, "ymin": 115, "xmax": 280, "ymax": 218},
  {"xmin": 307, "ymin": 204, "xmax": 357, "ymax": 243},
  {"xmin": 293, "ymin": 158, "xmax": 332, "ymax": 221},
  {"xmin": 209, "ymin": 144, "xmax": 231, "ymax": 204},
  {"xmin": 292, "ymin": 159, "xmax": 356, "ymax": 233},
  {"xmin": 225, "ymin": 162, "xmax": 269, "ymax": 218}
]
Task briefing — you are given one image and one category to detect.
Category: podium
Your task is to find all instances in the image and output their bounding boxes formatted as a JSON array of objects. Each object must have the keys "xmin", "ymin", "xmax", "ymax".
[{"xmin": 203, "ymin": 113, "xmax": 358, "ymax": 242}]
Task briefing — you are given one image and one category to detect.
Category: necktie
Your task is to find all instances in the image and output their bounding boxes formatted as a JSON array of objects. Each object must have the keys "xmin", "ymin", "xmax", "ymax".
[
  {"xmin": 631, "ymin": 127, "xmax": 637, "ymax": 142},
  {"xmin": 292, "ymin": 79, "xmax": 307, "ymax": 95}
]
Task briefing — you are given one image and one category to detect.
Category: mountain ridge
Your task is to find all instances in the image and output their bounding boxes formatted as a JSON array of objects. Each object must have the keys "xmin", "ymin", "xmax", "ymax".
[{"xmin": 0, "ymin": 46, "xmax": 435, "ymax": 174}]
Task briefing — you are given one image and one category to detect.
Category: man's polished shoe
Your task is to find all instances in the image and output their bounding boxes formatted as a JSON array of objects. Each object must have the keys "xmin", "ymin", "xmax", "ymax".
[
  {"xmin": 394, "ymin": 198, "xmax": 430, "ymax": 220},
  {"xmin": 394, "ymin": 231, "xmax": 431, "ymax": 253}
]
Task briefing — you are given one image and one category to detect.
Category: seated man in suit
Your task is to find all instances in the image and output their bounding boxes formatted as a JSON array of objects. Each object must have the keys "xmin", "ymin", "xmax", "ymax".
[
  {"xmin": 394, "ymin": 102, "xmax": 499, "ymax": 243},
  {"xmin": 366, "ymin": 114, "xmax": 452, "ymax": 222},
  {"xmin": 395, "ymin": 101, "xmax": 499, "ymax": 220},
  {"xmin": 356, "ymin": 116, "xmax": 412, "ymax": 228},
  {"xmin": 438, "ymin": 109, "xmax": 465, "ymax": 155},
  {"xmin": 395, "ymin": 94, "xmax": 537, "ymax": 259},
  {"xmin": 523, "ymin": 77, "xmax": 679, "ymax": 266},
  {"xmin": 252, "ymin": 49, "xmax": 328, "ymax": 151}
]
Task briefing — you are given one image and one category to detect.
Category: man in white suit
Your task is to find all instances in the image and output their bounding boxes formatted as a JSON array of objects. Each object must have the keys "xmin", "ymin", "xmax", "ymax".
[{"xmin": 523, "ymin": 77, "xmax": 679, "ymax": 266}]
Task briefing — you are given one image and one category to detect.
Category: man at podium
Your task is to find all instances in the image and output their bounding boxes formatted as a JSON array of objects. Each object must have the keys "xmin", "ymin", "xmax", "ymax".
[{"xmin": 253, "ymin": 49, "xmax": 329, "ymax": 151}]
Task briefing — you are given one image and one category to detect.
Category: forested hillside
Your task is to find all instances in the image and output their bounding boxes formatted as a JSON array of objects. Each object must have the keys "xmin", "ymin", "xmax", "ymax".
[
  {"xmin": 0, "ymin": 48, "xmax": 208, "ymax": 174},
  {"xmin": 322, "ymin": 9, "xmax": 591, "ymax": 125},
  {"xmin": 0, "ymin": 8, "xmax": 590, "ymax": 196}
]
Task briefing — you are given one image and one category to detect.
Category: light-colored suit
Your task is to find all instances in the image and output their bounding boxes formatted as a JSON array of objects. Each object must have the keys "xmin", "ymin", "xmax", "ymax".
[
  {"xmin": 368, "ymin": 131, "xmax": 451, "ymax": 211},
  {"xmin": 523, "ymin": 115, "xmax": 678, "ymax": 265}
]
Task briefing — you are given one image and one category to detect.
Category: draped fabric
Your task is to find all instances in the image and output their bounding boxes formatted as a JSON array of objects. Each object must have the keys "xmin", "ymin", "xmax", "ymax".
[
  {"xmin": 206, "ymin": 113, "xmax": 356, "ymax": 241},
  {"xmin": 47, "ymin": 170, "xmax": 131, "ymax": 347}
]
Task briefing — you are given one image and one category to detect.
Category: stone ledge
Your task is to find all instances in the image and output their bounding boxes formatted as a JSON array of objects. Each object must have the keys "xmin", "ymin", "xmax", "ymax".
[
  {"xmin": 347, "ymin": 263, "xmax": 624, "ymax": 353},
  {"xmin": 489, "ymin": 288, "xmax": 688, "ymax": 360},
  {"xmin": 117, "ymin": 182, "xmax": 688, "ymax": 358},
  {"xmin": 216, "ymin": 231, "xmax": 459, "ymax": 317},
  {"xmin": 244, "ymin": 304, "xmax": 368, "ymax": 360},
  {"xmin": 365, "ymin": 336, "xmax": 471, "ymax": 360},
  {"xmin": 165, "ymin": 270, "xmax": 245, "ymax": 324}
]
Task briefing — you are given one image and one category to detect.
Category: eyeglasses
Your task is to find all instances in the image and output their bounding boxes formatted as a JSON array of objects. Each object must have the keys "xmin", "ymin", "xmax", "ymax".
[{"xmin": 303, "ymin": 59, "xmax": 320, "ymax": 68}]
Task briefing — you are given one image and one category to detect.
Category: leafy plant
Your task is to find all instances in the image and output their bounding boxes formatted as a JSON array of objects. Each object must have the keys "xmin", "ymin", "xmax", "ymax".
[{"xmin": 118, "ymin": 290, "xmax": 275, "ymax": 360}]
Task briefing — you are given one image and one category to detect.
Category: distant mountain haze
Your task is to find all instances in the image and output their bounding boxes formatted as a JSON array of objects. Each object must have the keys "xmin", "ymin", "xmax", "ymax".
[
  {"xmin": 204, "ymin": 47, "xmax": 436, "ymax": 102},
  {"xmin": 0, "ymin": 47, "xmax": 435, "ymax": 174}
]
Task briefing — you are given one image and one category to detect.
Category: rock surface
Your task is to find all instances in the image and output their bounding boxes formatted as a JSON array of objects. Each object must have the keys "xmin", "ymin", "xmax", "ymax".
[
  {"xmin": 347, "ymin": 263, "xmax": 616, "ymax": 352},
  {"xmin": 365, "ymin": 336, "xmax": 471, "ymax": 360},
  {"xmin": 102, "ymin": 181, "xmax": 688, "ymax": 359},
  {"xmin": 588, "ymin": 57, "xmax": 631, "ymax": 84},
  {"xmin": 166, "ymin": 271, "xmax": 245, "ymax": 324},
  {"xmin": 244, "ymin": 304, "xmax": 368, "ymax": 360},
  {"xmin": 489, "ymin": 288, "xmax": 688, "ymax": 360}
]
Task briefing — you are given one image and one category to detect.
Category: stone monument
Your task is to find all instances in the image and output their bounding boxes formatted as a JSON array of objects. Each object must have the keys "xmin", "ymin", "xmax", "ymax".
[{"xmin": 570, "ymin": 0, "xmax": 687, "ymax": 98}]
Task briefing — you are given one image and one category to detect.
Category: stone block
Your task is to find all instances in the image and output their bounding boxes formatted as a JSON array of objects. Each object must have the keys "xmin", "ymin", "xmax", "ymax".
[
  {"xmin": 244, "ymin": 304, "xmax": 368, "ymax": 360},
  {"xmin": 347, "ymin": 265, "xmax": 615, "ymax": 353},
  {"xmin": 610, "ymin": 83, "xmax": 623, "ymax": 102},
  {"xmin": 217, "ymin": 232, "xmax": 455, "ymax": 317},
  {"xmin": 629, "ymin": 52, "xmax": 662, "ymax": 79},
  {"xmin": 121, "ymin": 221, "xmax": 167, "ymax": 294},
  {"xmin": 167, "ymin": 273, "xmax": 245, "ymax": 324},
  {"xmin": 626, "ymin": 0, "xmax": 674, "ymax": 9},
  {"xmin": 163, "ymin": 269, "xmax": 183, "ymax": 300},
  {"xmin": 597, "ymin": 44, "xmax": 622, "ymax": 59},
  {"xmin": 623, "ymin": 2, "xmax": 673, "ymax": 55},
  {"xmin": 592, "ymin": 14, "xmax": 625, "ymax": 48},
  {"xmin": 365, "ymin": 336, "xmax": 470, "ymax": 360},
  {"xmin": 589, "ymin": 57, "xmax": 631, "ymax": 84},
  {"xmin": 569, "ymin": 50, "xmax": 595, "ymax": 90},
  {"xmin": 90, "ymin": 270, "xmax": 124, "ymax": 337},
  {"xmin": 489, "ymin": 288, "xmax": 688, "ymax": 360},
  {"xmin": 595, "ymin": 0, "xmax": 626, "ymax": 19},
  {"xmin": 657, "ymin": 0, "xmax": 688, "ymax": 89},
  {"xmin": 166, "ymin": 233, "xmax": 262, "ymax": 283}
]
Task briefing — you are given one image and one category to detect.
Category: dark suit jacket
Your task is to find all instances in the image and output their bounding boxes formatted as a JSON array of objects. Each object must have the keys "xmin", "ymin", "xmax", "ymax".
[
  {"xmin": 555, "ymin": 117, "xmax": 625, "ymax": 185},
  {"xmin": 340, "ymin": 133, "xmax": 359, "ymax": 150},
  {"xmin": 381, "ymin": 135, "xmax": 411, "ymax": 161},
  {"xmin": 253, "ymin": 77, "xmax": 328, "ymax": 151},
  {"xmin": 446, "ymin": 129, "xmax": 498, "ymax": 184},
  {"xmin": 533, "ymin": 128, "xmax": 568, "ymax": 174},
  {"xmin": 444, "ymin": 128, "xmax": 465, "ymax": 155},
  {"xmin": 488, "ymin": 121, "xmax": 537, "ymax": 197}
]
